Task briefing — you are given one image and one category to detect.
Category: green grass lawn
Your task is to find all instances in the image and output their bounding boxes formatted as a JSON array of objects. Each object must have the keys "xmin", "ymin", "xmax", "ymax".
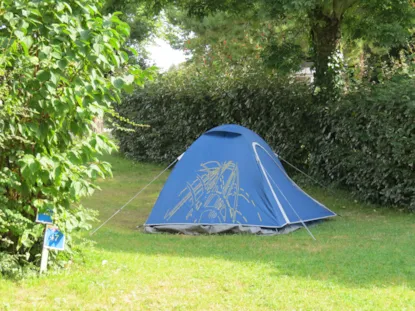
[{"xmin": 1, "ymin": 153, "xmax": 414, "ymax": 310}]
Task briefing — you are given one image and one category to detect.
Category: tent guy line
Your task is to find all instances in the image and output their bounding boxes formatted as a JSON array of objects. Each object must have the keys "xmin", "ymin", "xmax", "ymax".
[
  {"xmin": 264, "ymin": 168, "xmax": 316, "ymax": 240},
  {"xmin": 277, "ymin": 154, "xmax": 335, "ymax": 195},
  {"xmin": 89, "ymin": 157, "xmax": 180, "ymax": 236}
]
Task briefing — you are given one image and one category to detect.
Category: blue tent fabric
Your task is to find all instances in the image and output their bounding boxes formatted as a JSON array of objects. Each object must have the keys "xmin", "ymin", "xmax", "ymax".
[{"xmin": 144, "ymin": 124, "xmax": 336, "ymax": 235}]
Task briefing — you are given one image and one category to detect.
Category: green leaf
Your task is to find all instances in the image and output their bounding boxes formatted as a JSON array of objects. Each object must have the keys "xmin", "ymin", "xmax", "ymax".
[
  {"xmin": 21, "ymin": 36, "xmax": 33, "ymax": 51},
  {"xmin": 111, "ymin": 77, "xmax": 125, "ymax": 89},
  {"xmin": 123, "ymin": 83, "xmax": 135, "ymax": 93},
  {"xmin": 29, "ymin": 56, "xmax": 39, "ymax": 65},
  {"xmin": 4, "ymin": 12, "xmax": 13, "ymax": 21},
  {"xmin": 108, "ymin": 38, "xmax": 120, "ymax": 50},
  {"xmin": 58, "ymin": 59, "xmax": 68, "ymax": 70},
  {"xmin": 124, "ymin": 74, "xmax": 134, "ymax": 85},
  {"xmin": 36, "ymin": 70, "xmax": 51, "ymax": 82},
  {"xmin": 50, "ymin": 71, "xmax": 59, "ymax": 85},
  {"xmin": 14, "ymin": 30, "xmax": 25, "ymax": 39}
]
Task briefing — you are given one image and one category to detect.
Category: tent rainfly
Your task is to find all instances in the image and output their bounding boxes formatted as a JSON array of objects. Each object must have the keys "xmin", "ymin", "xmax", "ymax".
[{"xmin": 144, "ymin": 124, "xmax": 336, "ymax": 235}]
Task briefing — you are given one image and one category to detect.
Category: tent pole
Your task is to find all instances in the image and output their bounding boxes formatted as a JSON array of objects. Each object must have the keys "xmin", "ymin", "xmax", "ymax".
[{"xmin": 264, "ymin": 169, "xmax": 316, "ymax": 241}]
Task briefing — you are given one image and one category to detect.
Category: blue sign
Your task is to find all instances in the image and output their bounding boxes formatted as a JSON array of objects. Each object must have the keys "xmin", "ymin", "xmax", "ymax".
[
  {"xmin": 44, "ymin": 225, "xmax": 65, "ymax": 251},
  {"xmin": 36, "ymin": 212, "xmax": 53, "ymax": 224}
]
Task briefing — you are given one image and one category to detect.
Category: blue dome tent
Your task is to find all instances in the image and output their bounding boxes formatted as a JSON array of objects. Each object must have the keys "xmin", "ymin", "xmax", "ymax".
[{"xmin": 144, "ymin": 124, "xmax": 336, "ymax": 236}]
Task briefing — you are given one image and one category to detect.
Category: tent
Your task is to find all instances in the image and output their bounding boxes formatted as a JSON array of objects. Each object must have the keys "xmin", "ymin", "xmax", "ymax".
[{"xmin": 144, "ymin": 124, "xmax": 336, "ymax": 235}]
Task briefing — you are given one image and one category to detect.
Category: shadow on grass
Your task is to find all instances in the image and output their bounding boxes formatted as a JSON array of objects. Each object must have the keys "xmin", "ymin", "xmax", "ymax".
[{"xmin": 91, "ymin": 216, "xmax": 415, "ymax": 290}]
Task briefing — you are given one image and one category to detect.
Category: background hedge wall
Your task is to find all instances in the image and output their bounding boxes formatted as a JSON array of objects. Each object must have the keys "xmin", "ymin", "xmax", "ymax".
[
  {"xmin": 312, "ymin": 77, "xmax": 415, "ymax": 209},
  {"xmin": 114, "ymin": 71, "xmax": 415, "ymax": 211}
]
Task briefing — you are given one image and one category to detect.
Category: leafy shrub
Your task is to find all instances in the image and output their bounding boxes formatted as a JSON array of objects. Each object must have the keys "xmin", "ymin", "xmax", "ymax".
[
  {"xmin": 115, "ymin": 67, "xmax": 314, "ymax": 168},
  {"xmin": 312, "ymin": 76, "xmax": 415, "ymax": 210},
  {"xmin": 0, "ymin": 0, "xmax": 145, "ymax": 275},
  {"xmin": 0, "ymin": 252, "xmax": 37, "ymax": 279}
]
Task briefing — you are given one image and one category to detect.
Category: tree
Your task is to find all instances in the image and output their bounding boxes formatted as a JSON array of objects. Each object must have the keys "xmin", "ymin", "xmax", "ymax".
[
  {"xmin": 102, "ymin": 0, "xmax": 164, "ymax": 69},
  {"xmin": 0, "ymin": 0, "xmax": 146, "ymax": 274},
  {"xmin": 163, "ymin": 0, "xmax": 415, "ymax": 102},
  {"xmin": 103, "ymin": 0, "xmax": 158, "ymax": 45},
  {"xmin": 164, "ymin": 8, "xmax": 308, "ymax": 75}
]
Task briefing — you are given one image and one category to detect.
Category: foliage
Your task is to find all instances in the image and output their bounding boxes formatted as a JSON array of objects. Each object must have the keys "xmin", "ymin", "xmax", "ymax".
[
  {"xmin": 0, "ymin": 252, "xmax": 37, "ymax": 279},
  {"xmin": 363, "ymin": 41, "xmax": 415, "ymax": 84},
  {"xmin": 103, "ymin": 0, "xmax": 159, "ymax": 46},
  {"xmin": 164, "ymin": 0, "xmax": 415, "ymax": 102},
  {"xmin": 165, "ymin": 8, "xmax": 307, "ymax": 74},
  {"xmin": 114, "ymin": 66, "xmax": 313, "ymax": 166},
  {"xmin": 0, "ymin": 0, "xmax": 146, "ymax": 274},
  {"xmin": 312, "ymin": 75, "xmax": 415, "ymax": 210},
  {"xmin": 343, "ymin": 0, "xmax": 415, "ymax": 49},
  {"xmin": 114, "ymin": 66, "xmax": 415, "ymax": 210}
]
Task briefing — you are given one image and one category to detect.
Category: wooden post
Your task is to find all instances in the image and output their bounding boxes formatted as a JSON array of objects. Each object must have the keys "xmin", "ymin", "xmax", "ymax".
[{"xmin": 40, "ymin": 227, "xmax": 49, "ymax": 273}]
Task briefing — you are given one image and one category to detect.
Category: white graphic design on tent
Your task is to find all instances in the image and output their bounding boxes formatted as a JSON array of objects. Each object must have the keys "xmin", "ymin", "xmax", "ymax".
[{"xmin": 164, "ymin": 161, "xmax": 260, "ymax": 224}]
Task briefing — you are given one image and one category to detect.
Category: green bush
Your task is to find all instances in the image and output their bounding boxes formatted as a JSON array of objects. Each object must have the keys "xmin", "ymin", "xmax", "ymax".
[
  {"xmin": 114, "ymin": 70, "xmax": 415, "ymax": 211},
  {"xmin": 0, "ymin": 0, "xmax": 145, "ymax": 275},
  {"xmin": 115, "ymin": 68, "xmax": 314, "ymax": 167},
  {"xmin": 312, "ymin": 76, "xmax": 415, "ymax": 210}
]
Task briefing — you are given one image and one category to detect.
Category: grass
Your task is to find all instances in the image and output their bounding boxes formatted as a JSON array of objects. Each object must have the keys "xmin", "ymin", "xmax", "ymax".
[{"xmin": 1, "ymin": 153, "xmax": 414, "ymax": 310}]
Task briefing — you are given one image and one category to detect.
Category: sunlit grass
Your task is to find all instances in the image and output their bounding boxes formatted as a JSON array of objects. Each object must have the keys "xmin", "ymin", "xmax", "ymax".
[{"xmin": 1, "ymin": 153, "xmax": 414, "ymax": 310}]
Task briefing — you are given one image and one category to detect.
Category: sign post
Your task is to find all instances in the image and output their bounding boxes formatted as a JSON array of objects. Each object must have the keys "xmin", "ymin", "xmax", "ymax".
[
  {"xmin": 36, "ymin": 211, "xmax": 65, "ymax": 273},
  {"xmin": 40, "ymin": 232, "xmax": 49, "ymax": 273}
]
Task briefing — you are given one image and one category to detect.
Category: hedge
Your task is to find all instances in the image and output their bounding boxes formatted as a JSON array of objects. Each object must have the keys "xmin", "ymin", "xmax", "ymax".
[
  {"xmin": 312, "ymin": 76, "xmax": 415, "ymax": 209},
  {"xmin": 114, "ymin": 71, "xmax": 415, "ymax": 211}
]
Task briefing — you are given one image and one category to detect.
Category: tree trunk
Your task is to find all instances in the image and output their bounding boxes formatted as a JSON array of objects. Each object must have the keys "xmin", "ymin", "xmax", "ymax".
[{"xmin": 310, "ymin": 8, "xmax": 342, "ymax": 104}]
